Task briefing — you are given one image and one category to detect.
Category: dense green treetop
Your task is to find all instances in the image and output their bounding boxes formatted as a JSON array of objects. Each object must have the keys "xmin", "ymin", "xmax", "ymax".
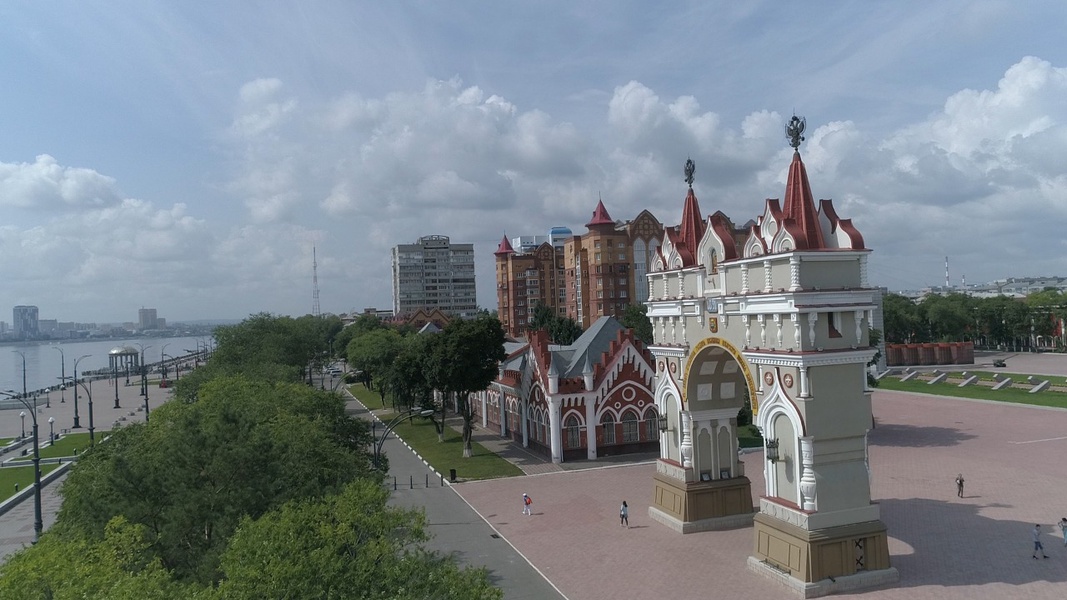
[
  {"xmin": 620, "ymin": 303, "xmax": 654, "ymax": 345},
  {"xmin": 211, "ymin": 480, "xmax": 502, "ymax": 600},
  {"xmin": 54, "ymin": 376, "xmax": 376, "ymax": 585}
]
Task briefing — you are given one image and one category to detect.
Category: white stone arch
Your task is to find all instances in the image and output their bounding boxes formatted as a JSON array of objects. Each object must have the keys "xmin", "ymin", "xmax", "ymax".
[
  {"xmin": 771, "ymin": 229, "xmax": 796, "ymax": 253},
  {"xmin": 754, "ymin": 380, "xmax": 805, "ymax": 505},
  {"xmin": 654, "ymin": 366, "xmax": 683, "ymax": 462},
  {"xmin": 744, "ymin": 233, "xmax": 765, "ymax": 258}
]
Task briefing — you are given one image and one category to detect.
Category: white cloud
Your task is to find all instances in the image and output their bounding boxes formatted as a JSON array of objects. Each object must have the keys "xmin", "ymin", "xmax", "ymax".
[{"xmin": 0, "ymin": 155, "xmax": 121, "ymax": 209}]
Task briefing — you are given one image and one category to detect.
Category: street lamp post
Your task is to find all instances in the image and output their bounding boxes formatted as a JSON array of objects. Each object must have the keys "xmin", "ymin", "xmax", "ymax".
[
  {"xmin": 160, "ymin": 344, "xmax": 170, "ymax": 384},
  {"xmin": 373, "ymin": 408, "xmax": 435, "ymax": 469},
  {"xmin": 69, "ymin": 354, "xmax": 91, "ymax": 429},
  {"xmin": 9, "ymin": 350, "xmax": 43, "ymax": 543},
  {"xmin": 53, "ymin": 347, "xmax": 66, "ymax": 404},
  {"xmin": 136, "ymin": 344, "xmax": 152, "ymax": 422},
  {"xmin": 112, "ymin": 363, "xmax": 120, "ymax": 409},
  {"xmin": 48, "ymin": 416, "xmax": 54, "ymax": 443}
]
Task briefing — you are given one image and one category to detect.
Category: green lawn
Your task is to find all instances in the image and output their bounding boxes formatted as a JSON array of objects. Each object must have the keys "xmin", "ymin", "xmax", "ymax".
[
  {"xmin": 384, "ymin": 413, "xmax": 523, "ymax": 481},
  {"xmin": 924, "ymin": 369, "xmax": 1067, "ymax": 384},
  {"xmin": 0, "ymin": 463, "xmax": 63, "ymax": 502},
  {"xmin": 879, "ymin": 376, "xmax": 1067, "ymax": 409},
  {"xmin": 350, "ymin": 385, "xmax": 523, "ymax": 480}
]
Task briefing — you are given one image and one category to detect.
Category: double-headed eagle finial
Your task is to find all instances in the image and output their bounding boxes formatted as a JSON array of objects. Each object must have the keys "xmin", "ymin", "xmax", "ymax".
[
  {"xmin": 786, "ymin": 114, "xmax": 806, "ymax": 150},
  {"xmin": 684, "ymin": 157, "xmax": 695, "ymax": 188}
]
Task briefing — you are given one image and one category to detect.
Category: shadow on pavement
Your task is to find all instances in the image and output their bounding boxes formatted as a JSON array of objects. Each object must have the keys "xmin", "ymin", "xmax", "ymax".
[
  {"xmin": 869, "ymin": 423, "xmax": 978, "ymax": 447},
  {"xmin": 882, "ymin": 497, "xmax": 1067, "ymax": 588}
]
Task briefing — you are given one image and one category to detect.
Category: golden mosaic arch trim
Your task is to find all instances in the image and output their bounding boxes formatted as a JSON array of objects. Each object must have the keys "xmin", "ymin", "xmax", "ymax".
[{"xmin": 682, "ymin": 336, "xmax": 759, "ymax": 415}]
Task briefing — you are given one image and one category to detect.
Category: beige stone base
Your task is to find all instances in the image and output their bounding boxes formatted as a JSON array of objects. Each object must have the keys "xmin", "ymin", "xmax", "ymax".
[
  {"xmin": 747, "ymin": 556, "xmax": 899, "ymax": 598},
  {"xmin": 751, "ymin": 511, "xmax": 897, "ymax": 594},
  {"xmin": 650, "ymin": 472, "xmax": 754, "ymax": 533}
]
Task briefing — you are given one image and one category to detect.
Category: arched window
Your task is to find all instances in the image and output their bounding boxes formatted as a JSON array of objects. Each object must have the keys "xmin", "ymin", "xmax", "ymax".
[
  {"xmin": 565, "ymin": 414, "xmax": 581, "ymax": 449},
  {"xmin": 601, "ymin": 413, "xmax": 616, "ymax": 445},
  {"xmin": 621, "ymin": 410, "xmax": 639, "ymax": 443},
  {"xmin": 644, "ymin": 407, "xmax": 659, "ymax": 441}
]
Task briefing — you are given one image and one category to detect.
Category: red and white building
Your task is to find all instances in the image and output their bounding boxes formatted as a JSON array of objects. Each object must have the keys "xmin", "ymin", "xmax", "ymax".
[{"xmin": 472, "ymin": 316, "xmax": 659, "ymax": 463}]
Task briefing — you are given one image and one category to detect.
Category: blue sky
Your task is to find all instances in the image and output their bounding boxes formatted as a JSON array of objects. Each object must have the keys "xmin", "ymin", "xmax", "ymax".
[{"xmin": 2, "ymin": 1, "xmax": 1067, "ymax": 322}]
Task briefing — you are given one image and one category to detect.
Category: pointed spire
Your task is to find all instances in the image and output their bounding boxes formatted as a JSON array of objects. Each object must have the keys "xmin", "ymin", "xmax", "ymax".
[
  {"xmin": 782, "ymin": 149, "xmax": 825, "ymax": 249},
  {"xmin": 585, "ymin": 199, "xmax": 615, "ymax": 228},
  {"xmin": 676, "ymin": 158, "xmax": 706, "ymax": 266},
  {"xmin": 494, "ymin": 234, "xmax": 515, "ymax": 255},
  {"xmin": 782, "ymin": 115, "xmax": 825, "ymax": 249}
]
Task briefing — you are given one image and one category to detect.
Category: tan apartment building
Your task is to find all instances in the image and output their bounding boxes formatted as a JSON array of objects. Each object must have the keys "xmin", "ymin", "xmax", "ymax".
[{"xmin": 495, "ymin": 201, "xmax": 662, "ymax": 338}]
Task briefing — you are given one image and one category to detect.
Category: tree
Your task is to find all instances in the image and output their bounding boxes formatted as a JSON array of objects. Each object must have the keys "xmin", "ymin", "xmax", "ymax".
[
  {"xmin": 549, "ymin": 316, "xmax": 583, "ymax": 345},
  {"xmin": 620, "ymin": 303, "xmax": 653, "ymax": 345},
  {"xmin": 55, "ymin": 376, "xmax": 376, "ymax": 585},
  {"xmin": 388, "ymin": 333, "xmax": 436, "ymax": 415},
  {"xmin": 527, "ymin": 302, "xmax": 584, "ymax": 344},
  {"xmin": 210, "ymin": 480, "xmax": 501, "ymax": 600},
  {"xmin": 881, "ymin": 293, "xmax": 920, "ymax": 344},
  {"xmin": 175, "ymin": 313, "xmax": 337, "ymax": 402},
  {"xmin": 427, "ymin": 316, "xmax": 506, "ymax": 457},
  {"xmin": 0, "ymin": 517, "xmax": 198, "ymax": 599},
  {"xmin": 920, "ymin": 293, "xmax": 973, "ymax": 342},
  {"xmin": 528, "ymin": 302, "xmax": 556, "ymax": 333},
  {"xmin": 347, "ymin": 328, "xmax": 404, "ymax": 401}
]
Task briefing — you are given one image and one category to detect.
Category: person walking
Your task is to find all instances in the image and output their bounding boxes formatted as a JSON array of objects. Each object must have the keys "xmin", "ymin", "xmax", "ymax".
[
  {"xmin": 522, "ymin": 492, "xmax": 532, "ymax": 516},
  {"xmin": 955, "ymin": 473, "xmax": 965, "ymax": 498},
  {"xmin": 1059, "ymin": 518, "xmax": 1067, "ymax": 547},
  {"xmin": 1032, "ymin": 524, "xmax": 1048, "ymax": 559},
  {"xmin": 620, "ymin": 501, "xmax": 629, "ymax": 528}
]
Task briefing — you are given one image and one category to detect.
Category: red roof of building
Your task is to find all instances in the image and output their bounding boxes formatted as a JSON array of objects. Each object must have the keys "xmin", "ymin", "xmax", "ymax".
[
  {"xmin": 782, "ymin": 150, "xmax": 826, "ymax": 249},
  {"xmin": 494, "ymin": 234, "xmax": 515, "ymax": 256},
  {"xmin": 585, "ymin": 200, "xmax": 615, "ymax": 228}
]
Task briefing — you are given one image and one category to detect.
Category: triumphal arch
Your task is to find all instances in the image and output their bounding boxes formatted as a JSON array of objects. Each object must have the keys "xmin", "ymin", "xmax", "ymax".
[{"xmin": 645, "ymin": 118, "xmax": 898, "ymax": 596}]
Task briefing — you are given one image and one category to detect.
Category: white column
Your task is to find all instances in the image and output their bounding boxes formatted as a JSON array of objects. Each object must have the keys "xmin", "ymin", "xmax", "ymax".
[
  {"xmin": 799, "ymin": 436, "xmax": 817, "ymax": 511},
  {"xmin": 481, "ymin": 392, "xmax": 487, "ymax": 428},
  {"xmin": 763, "ymin": 259, "xmax": 772, "ymax": 292},
  {"xmin": 679, "ymin": 411, "xmax": 693, "ymax": 469},
  {"xmin": 586, "ymin": 397, "xmax": 597, "ymax": 460},
  {"xmin": 789, "ymin": 255, "xmax": 801, "ymax": 291},
  {"xmin": 548, "ymin": 397, "xmax": 563, "ymax": 463}
]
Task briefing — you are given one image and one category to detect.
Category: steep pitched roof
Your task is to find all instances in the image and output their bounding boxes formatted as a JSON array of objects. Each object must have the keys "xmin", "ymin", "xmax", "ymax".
[
  {"xmin": 585, "ymin": 199, "xmax": 615, "ymax": 228},
  {"xmin": 782, "ymin": 150, "xmax": 826, "ymax": 249},
  {"xmin": 673, "ymin": 186, "xmax": 706, "ymax": 267},
  {"xmin": 494, "ymin": 234, "xmax": 515, "ymax": 256}
]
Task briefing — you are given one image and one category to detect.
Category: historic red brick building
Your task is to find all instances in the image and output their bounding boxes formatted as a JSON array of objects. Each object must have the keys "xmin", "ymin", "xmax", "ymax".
[{"xmin": 472, "ymin": 316, "xmax": 659, "ymax": 463}]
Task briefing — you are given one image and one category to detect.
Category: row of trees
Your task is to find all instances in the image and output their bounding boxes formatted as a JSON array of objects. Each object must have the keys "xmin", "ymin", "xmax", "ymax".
[
  {"xmin": 882, "ymin": 290, "xmax": 1067, "ymax": 349},
  {"xmin": 0, "ymin": 313, "xmax": 501, "ymax": 599},
  {"xmin": 344, "ymin": 314, "xmax": 506, "ymax": 457},
  {"xmin": 526, "ymin": 302, "xmax": 653, "ymax": 346}
]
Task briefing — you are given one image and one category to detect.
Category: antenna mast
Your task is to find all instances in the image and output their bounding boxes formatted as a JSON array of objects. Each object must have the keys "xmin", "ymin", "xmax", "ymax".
[{"xmin": 312, "ymin": 246, "xmax": 321, "ymax": 317}]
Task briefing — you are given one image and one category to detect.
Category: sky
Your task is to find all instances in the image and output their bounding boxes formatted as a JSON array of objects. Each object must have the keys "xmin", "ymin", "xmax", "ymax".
[{"xmin": 2, "ymin": 1, "xmax": 1067, "ymax": 323}]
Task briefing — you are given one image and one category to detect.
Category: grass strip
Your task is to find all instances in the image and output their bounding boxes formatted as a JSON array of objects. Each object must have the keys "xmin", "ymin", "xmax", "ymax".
[
  {"xmin": 350, "ymin": 384, "xmax": 523, "ymax": 479},
  {"xmin": 385, "ymin": 414, "xmax": 523, "ymax": 481},
  {"xmin": 0, "ymin": 464, "xmax": 63, "ymax": 502},
  {"xmin": 879, "ymin": 376, "xmax": 1067, "ymax": 409}
]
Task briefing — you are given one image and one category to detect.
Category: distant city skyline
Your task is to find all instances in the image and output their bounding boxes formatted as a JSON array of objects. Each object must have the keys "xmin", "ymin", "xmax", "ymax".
[{"xmin": 3, "ymin": 4, "xmax": 1067, "ymax": 321}]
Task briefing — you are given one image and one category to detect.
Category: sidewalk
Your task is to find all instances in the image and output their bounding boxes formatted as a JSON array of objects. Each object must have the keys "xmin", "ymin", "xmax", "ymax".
[{"xmin": 344, "ymin": 392, "xmax": 566, "ymax": 600}]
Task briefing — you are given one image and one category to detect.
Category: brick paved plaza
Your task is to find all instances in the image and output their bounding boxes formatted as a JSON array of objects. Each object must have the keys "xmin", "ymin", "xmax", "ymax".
[{"xmin": 455, "ymin": 352, "xmax": 1067, "ymax": 599}]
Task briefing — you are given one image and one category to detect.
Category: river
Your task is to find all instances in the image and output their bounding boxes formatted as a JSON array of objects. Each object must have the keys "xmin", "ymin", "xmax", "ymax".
[{"xmin": 0, "ymin": 336, "xmax": 211, "ymax": 396}]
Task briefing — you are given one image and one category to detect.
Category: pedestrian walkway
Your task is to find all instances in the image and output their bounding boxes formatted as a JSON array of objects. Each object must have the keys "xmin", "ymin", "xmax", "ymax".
[{"xmin": 345, "ymin": 393, "xmax": 565, "ymax": 600}]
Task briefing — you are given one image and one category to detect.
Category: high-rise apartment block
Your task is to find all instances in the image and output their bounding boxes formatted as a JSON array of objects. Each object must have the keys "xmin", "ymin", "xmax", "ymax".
[
  {"xmin": 138, "ymin": 308, "xmax": 158, "ymax": 330},
  {"xmin": 12, "ymin": 305, "xmax": 39, "ymax": 339},
  {"xmin": 495, "ymin": 201, "xmax": 662, "ymax": 338},
  {"xmin": 391, "ymin": 235, "xmax": 478, "ymax": 317}
]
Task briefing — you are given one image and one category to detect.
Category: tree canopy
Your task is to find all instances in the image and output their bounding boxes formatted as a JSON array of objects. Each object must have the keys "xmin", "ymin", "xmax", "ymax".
[{"xmin": 0, "ymin": 312, "xmax": 499, "ymax": 598}]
